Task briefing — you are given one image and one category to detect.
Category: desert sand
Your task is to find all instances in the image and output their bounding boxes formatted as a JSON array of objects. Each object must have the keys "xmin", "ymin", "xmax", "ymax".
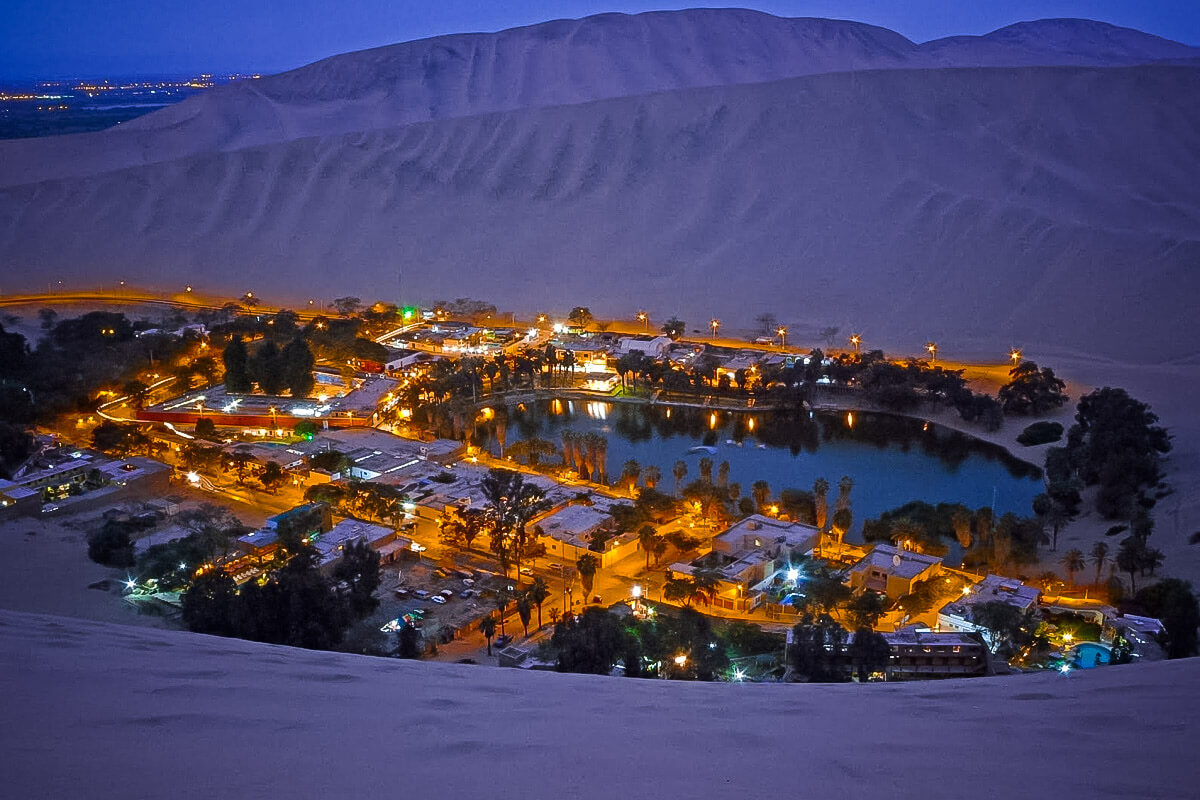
[{"xmin": 1, "ymin": 606, "xmax": 1197, "ymax": 799}]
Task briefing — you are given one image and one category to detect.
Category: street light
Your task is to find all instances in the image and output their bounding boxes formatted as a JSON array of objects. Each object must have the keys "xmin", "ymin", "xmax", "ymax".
[
  {"xmin": 674, "ymin": 654, "xmax": 688, "ymax": 667},
  {"xmin": 185, "ymin": 285, "xmax": 193, "ymax": 293},
  {"xmin": 776, "ymin": 326, "xmax": 787, "ymax": 349},
  {"xmin": 925, "ymin": 341, "xmax": 938, "ymax": 365},
  {"xmin": 710, "ymin": 318, "xmax": 720, "ymax": 339},
  {"xmin": 1009, "ymin": 348, "xmax": 1022, "ymax": 365},
  {"xmin": 849, "ymin": 333, "xmax": 862, "ymax": 353},
  {"xmin": 631, "ymin": 584, "xmax": 643, "ymax": 599},
  {"xmin": 637, "ymin": 311, "xmax": 648, "ymax": 331}
]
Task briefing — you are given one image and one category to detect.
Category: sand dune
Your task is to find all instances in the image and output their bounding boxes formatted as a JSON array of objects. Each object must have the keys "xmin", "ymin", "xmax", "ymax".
[
  {"xmin": 0, "ymin": 607, "xmax": 1195, "ymax": 799},
  {"xmin": 1, "ymin": 10, "xmax": 1195, "ymax": 188},
  {"xmin": 2, "ymin": 65, "xmax": 1197, "ymax": 364}
]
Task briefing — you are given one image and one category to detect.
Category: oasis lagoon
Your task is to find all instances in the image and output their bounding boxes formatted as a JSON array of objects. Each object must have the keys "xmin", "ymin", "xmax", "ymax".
[{"xmin": 480, "ymin": 399, "xmax": 1042, "ymax": 539}]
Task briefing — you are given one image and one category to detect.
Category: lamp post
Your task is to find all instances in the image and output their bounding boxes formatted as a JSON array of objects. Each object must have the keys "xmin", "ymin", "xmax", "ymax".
[
  {"xmin": 925, "ymin": 341, "xmax": 938, "ymax": 365},
  {"xmin": 1009, "ymin": 348, "xmax": 1022, "ymax": 366},
  {"xmin": 849, "ymin": 333, "xmax": 862, "ymax": 353},
  {"xmin": 776, "ymin": 326, "xmax": 787, "ymax": 349},
  {"xmin": 637, "ymin": 311, "xmax": 648, "ymax": 332},
  {"xmin": 710, "ymin": 318, "xmax": 720, "ymax": 340}
]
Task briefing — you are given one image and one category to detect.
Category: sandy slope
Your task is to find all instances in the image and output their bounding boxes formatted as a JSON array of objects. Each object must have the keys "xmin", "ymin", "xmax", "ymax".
[
  {"xmin": 0, "ymin": 607, "xmax": 1195, "ymax": 799},
  {"xmin": 0, "ymin": 11, "xmax": 1195, "ymax": 187},
  {"xmin": 2, "ymin": 65, "xmax": 1196, "ymax": 365}
]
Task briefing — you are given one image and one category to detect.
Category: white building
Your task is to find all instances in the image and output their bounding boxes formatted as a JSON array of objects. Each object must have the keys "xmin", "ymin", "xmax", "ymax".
[
  {"xmin": 617, "ymin": 336, "xmax": 672, "ymax": 359},
  {"xmin": 937, "ymin": 574, "xmax": 1041, "ymax": 634}
]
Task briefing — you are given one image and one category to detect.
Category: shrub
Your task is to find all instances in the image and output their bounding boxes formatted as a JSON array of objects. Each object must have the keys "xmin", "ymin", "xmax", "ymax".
[{"xmin": 1017, "ymin": 421, "xmax": 1063, "ymax": 446}]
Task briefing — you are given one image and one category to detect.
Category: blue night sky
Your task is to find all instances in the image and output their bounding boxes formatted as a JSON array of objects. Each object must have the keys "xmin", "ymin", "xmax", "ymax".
[{"xmin": 2, "ymin": 1, "xmax": 1198, "ymax": 79}]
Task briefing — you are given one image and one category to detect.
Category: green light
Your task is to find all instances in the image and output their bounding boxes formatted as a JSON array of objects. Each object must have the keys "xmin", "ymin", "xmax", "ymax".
[{"xmin": 401, "ymin": 306, "xmax": 417, "ymax": 321}]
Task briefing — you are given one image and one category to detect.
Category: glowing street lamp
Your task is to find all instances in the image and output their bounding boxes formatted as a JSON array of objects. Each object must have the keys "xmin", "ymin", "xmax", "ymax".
[
  {"xmin": 637, "ymin": 311, "xmax": 648, "ymax": 331},
  {"xmin": 631, "ymin": 584, "xmax": 643, "ymax": 599},
  {"xmin": 786, "ymin": 567, "xmax": 799, "ymax": 582},
  {"xmin": 1009, "ymin": 348, "xmax": 1023, "ymax": 365},
  {"xmin": 849, "ymin": 333, "xmax": 862, "ymax": 353},
  {"xmin": 674, "ymin": 654, "xmax": 688, "ymax": 667},
  {"xmin": 776, "ymin": 326, "xmax": 787, "ymax": 349},
  {"xmin": 925, "ymin": 341, "xmax": 938, "ymax": 365},
  {"xmin": 710, "ymin": 318, "xmax": 720, "ymax": 339}
]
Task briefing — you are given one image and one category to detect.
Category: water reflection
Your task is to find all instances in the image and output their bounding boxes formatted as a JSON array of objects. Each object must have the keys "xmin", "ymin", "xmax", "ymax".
[{"xmin": 479, "ymin": 400, "xmax": 1043, "ymax": 527}]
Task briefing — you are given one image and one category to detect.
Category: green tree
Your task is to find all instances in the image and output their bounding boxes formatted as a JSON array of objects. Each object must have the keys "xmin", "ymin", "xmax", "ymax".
[
  {"xmin": 194, "ymin": 417, "xmax": 217, "ymax": 438},
  {"xmin": 479, "ymin": 615, "xmax": 497, "ymax": 656},
  {"xmin": 567, "ymin": 307, "xmax": 594, "ymax": 328},
  {"xmin": 1061, "ymin": 548, "xmax": 1086, "ymax": 589},
  {"xmin": 971, "ymin": 601, "xmax": 1036, "ymax": 655},
  {"xmin": 999, "ymin": 361, "xmax": 1068, "ymax": 415},
  {"xmin": 87, "ymin": 519, "xmax": 136, "ymax": 567},
  {"xmin": 516, "ymin": 592, "xmax": 533, "ymax": 638},
  {"xmin": 672, "ymin": 460, "xmax": 688, "ymax": 496},
  {"xmin": 752, "ymin": 480, "xmax": 771, "ymax": 511},
  {"xmin": 552, "ymin": 607, "xmax": 633, "ymax": 675},
  {"xmin": 661, "ymin": 317, "xmax": 686, "ymax": 340},
  {"xmin": 848, "ymin": 626, "xmax": 891, "ymax": 681},
  {"xmin": 332, "ymin": 538, "xmax": 381, "ymax": 619},
  {"xmin": 281, "ymin": 336, "xmax": 315, "ymax": 397},
  {"xmin": 251, "ymin": 340, "xmax": 286, "ymax": 394},
  {"xmin": 1091, "ymin": 541, "xmax": 1110, "ymax": 585},
  {"xmin": 528, "ymin": 577, "xmax": 551, "ymax": 629},
  {"xmin": 398, "ymin": 623, "xmax": 422, "ymax": 658},
  {"xmin": 643, "ymin": 465, "xmax": 662, "ymax": 490},
  {"xmin": 849, "ymin": 590, "xmax": 887, "ymax": 629},
  {"xmin": 813, "ymin": 477, "xmax": 830, "ymax": 530},
  {"xmin": 258, "ymin": 461, "xmax": 287, "ymax": 493},
  {"xmin": 577, "ymin": 553, "xmax": 600, "ymax": 597},
  {"xmin": 181, "ymin": 569, "xmax": 237, "ymax": 636},
  {"xmin": 789, "ymin": 613, "xmax": 849, "ymax": 682},
  {"xmin": 1133, "ymin": 579, "xmax": 1200, "ymax": 659},
  {"xmin": 638, "ymin": 524, "xmax": 657, "ymax": 568},
  {"xmin": 222, "ymin": 335, "xmax": 251, "ymax": 393}
]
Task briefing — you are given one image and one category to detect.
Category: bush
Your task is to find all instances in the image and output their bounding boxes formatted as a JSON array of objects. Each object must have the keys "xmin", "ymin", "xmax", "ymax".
[
  {"xmin": 1017, "ymin": 421, "xmax": 1063, "ymax": 446},
  {"xmin": 87, "ymin": 520, "xmax": 136, "ymax": 567}
]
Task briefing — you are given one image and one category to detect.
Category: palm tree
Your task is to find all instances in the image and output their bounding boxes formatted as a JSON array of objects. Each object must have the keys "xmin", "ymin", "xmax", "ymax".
[
  {"xmin": 643, "ymin": 465, "xmax": 662, "ymax": 490},
  {"xmin": 1061, "ymin": 549, "xmax": 1086, "ymax": 589},
  {"xmin": 1090, "ymin": 541, "xmax": 1110, "ymax": 586},
  {"xmin": 515, "ymin": 592, "xmax": 533, "ymax": 638},
  {"xmin": 698, "ymin": 457, "xmax": 713, "ymax": 484},
  {"xmin": 836, "ymin": 475, "xmax": 854, "ymax": 512},
  {"xmin": 479, "ymin": 615, "xmax": 497, "ymax": 656},
  {"xmin": 1043, "ymin": 501, "xmax": 1072, "ymax": 551},
  {"xmin": 577, "ymin": 553, "xmax": 600, "ymax": 597},
  {"xmin": 752, "ymin": 480, "xmax": 771, "ymax": 512},
  {"xmin": 672, "ymin": 460, "xmax": 688, "ymax": 496},
  {"xmin": 813, "ymin": 477, "xmax": 830, "ymax": 530},
  {"xmin": 952, "ymin": 508, "xmax": 973, "ymax": 549},
  {"xmin": 650, "ymin": 538, "xmax": 668, "ymax": 567},
  {"xmin": 716, "ymin": 461, "xmax": 730, "ymax": 489},
  {"xmin": 638, "ymin": 524, "xmax": 657, "ymax": 568},
  {"xmin": 620, "ymin": 459, "xmax": 642, "ymax": 493},
  {"xmin": 528, "ymin": 577, "xmax": 551, "ymax": 629}
]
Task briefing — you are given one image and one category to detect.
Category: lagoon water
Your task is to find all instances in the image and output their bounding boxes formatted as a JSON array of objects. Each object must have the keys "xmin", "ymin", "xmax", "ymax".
[{"xmin": 484, "ymin": 400, "xmax": 1043, "ymax": 538}]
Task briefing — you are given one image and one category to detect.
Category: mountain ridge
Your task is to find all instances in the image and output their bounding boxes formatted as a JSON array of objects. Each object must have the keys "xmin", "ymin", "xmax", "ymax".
[{"xmin": 1, "ymin": 9, "xmax": 1195, "ymax": 189}]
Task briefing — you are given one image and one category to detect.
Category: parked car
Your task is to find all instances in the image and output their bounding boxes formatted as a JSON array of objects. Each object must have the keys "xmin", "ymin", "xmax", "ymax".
[
  {"xmin": 455, "ymin": 570, "xmax": 473, "ymax": 579},
  {"xmin": 519, "ymin": 567, "xmax": 534, "ymax": 576},
  {"xmin": 459, "ymin": 589, "xmax": 474, "ymax": 599},
  {"xmin": 439, "ymin": 589, "xmax": 454, "ymax": 598},
  {"xmin": 413, "ymin": 590, "xmax": 431, "ymax": 600},
  {"xmin": 461, "ymin": 578, "xmax": 475, "ymax": 587},
  {"xmin": 394, "ymin": 588, "xmax": 409, "ymax": 598},
  {"xmin": 431, "ymin": 595, "xmax": 447, "ymax": 605},
  {"xmin": 548, "ymin": 562, "xmax": 563, "ymax": 570},
  {"xmin": 591, "ymin": 595, "xmax": 603, "ymax": 605}
]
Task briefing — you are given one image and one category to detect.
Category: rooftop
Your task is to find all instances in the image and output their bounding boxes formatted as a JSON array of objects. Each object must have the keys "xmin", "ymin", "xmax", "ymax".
[
  {"xmin": 849, "ymin": 544, "xmax": 942, "ymax": 580},
  {"xmin": 941, "ymin": 574, "xmax": 1041, "ymax": 620}
]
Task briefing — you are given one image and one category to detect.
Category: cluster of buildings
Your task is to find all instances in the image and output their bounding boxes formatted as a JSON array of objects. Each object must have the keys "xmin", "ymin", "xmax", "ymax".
[
  {"xmin": 0, "ymin": 439, "xmax": 170, "ymax": 518},
  {"xmin": 137, "ymin": 374, "xmax": 400, "ymax": 433}
]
